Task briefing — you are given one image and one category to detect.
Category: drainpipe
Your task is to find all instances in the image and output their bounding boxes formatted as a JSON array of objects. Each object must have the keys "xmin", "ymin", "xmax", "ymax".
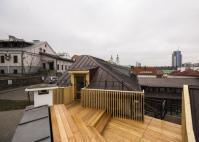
[{"xmin": 21, "ymin": 51, "xmax": 24, "ymax": 75}]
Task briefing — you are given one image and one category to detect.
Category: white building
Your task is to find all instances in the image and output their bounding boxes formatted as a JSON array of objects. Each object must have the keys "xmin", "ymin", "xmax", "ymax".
[
  {"xmin": 0, "ymin": 36, "xmax": 73, "ymax": 74},
  {"xmin": 25, "ymin": 84, "xmax": 58, "ymax": 107}
]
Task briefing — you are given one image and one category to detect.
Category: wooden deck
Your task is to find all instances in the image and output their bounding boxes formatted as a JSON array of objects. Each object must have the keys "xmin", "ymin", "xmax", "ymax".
[{"xmin": 50, "ymin": 103, "xmax": 182, "ymax": 142}]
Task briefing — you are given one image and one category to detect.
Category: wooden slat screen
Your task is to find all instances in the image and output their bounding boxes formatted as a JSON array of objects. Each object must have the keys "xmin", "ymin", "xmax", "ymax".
[
  {"xmin": 53, "ymin": 86, "xmax": 73, "ymax": 105},
  {"xmin": 81, "ymin": 88, "xmax": 144, "ymax": 121}
]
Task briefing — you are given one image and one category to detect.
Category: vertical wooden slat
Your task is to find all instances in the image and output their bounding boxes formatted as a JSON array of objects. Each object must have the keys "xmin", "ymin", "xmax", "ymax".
[
  {"xmin": 113, "ymin": 92, "xmax": 115, "ymax": 117},
  {"xmin": 79, "ymin": 88, "xmax": 144, "ymax": 121}
]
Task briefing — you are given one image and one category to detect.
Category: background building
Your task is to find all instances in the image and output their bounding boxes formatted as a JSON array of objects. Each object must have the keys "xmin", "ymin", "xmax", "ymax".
[
  {"xmin": 131, "ymin": 66, "xmax": 163, "ymax": 78},
  {"xmin": 0, "ymin": 35, "xmax": 73, "ymax": 75},
  {"xmin": 172, "ymin": 50, "xmax": 182, "ymax": 68}
]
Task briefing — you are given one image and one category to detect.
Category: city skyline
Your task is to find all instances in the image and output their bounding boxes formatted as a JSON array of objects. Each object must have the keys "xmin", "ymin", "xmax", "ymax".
[{"xmin": 0, "ymin": 0, "xmax": 199, "ymax": 66}]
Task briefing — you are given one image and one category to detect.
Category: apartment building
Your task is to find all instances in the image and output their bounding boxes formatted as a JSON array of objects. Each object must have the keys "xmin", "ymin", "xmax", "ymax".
[{"xmin": 0, "ymin": 36, "xmax": 73, "ymax": 74}]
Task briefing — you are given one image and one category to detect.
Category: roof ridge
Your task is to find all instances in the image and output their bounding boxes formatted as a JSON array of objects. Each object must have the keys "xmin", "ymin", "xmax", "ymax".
[{"xmin": 88, "ymin": 56, "xmax": 138, "ymax": 90}]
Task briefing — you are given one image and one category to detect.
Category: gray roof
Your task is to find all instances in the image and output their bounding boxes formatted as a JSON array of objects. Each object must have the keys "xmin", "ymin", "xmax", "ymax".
[
  {"xmin": 138, "ymin": 77, "xmax": 199, "ymax": 88},
  {"xmin": 12, "ymin": 105, "xmax": 51, "ymax": 142},
  {"xmin": 60, "ymin": 55, "xmax": 140, "ymax": 91}
]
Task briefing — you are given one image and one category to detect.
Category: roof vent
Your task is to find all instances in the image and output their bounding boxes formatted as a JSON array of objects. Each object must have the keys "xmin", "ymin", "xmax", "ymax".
[
  {"xmin": 9, "ymin": 35, "xmax": 24, "ymax": 41},
  {"xmin": 32, "ymin": 40, "xmax": 40, "ymax": 43}
]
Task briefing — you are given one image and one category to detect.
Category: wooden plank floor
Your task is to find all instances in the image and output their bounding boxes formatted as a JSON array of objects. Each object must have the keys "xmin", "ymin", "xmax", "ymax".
[
  {"xmin": 51, "ymin": 103, "xmax": 182, "ymax": 142},
  {"xmin": 50, "ymin": 104, "xmax": 107, "ymax": 142},
  {"xmin": 102, "ymin": 116, "xmax": 182, "ymax": 142}
]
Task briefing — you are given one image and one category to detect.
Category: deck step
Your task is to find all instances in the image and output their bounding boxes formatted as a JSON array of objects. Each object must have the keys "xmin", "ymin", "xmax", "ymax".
[
  {"xmin": 95, "ymin": 113, "xmax": 111, "ymax": 134},
  {"xmin": 65, "ymin": 101, "xmax": 80, "ymax": 109},
  {"xmin": 72, "ymin": 114, "xmax": 106, "ymax": 142},
  {"xmin": 86, "ymin": 110, "xmax": 106, "ymax": 126}
]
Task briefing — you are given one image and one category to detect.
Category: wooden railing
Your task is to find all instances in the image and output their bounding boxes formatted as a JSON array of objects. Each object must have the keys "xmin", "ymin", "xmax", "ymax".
[
  {"xmin": 53, "ymin": 86, "xmax": 73, "ymax": 105},
  {"xmin": 182, "ymin": 85, "xmax": 196, "ymax": 142},
  {"xmin": 81, "ymin": 88, "xmax": 144, "ymax": 121}
]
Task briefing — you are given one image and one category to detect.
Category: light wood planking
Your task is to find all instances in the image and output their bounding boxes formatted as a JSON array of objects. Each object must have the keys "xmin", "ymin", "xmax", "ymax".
[
  {"xmin": 53, "ymin": 86, "xmax": 73, "ymax": 105},
  {"xmin": 51, "ymin": 103, "xmax": 182, "ymax": 142},
  {"xmin": 181, "ymin": 85, "xmax": 196, "ymax": 142},
  {"xmin": 102, "ymin": 116, "xmax": 182, "ymax": 142}
]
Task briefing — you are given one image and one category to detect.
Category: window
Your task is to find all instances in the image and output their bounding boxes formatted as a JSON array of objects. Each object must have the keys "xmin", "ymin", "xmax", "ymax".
[
  {"xmin": 1, "ymin": 56, "xmax": 5, "ymax": 63},
  {"xmin": 0, "ymin": 70, "xmax": 4, "ymax": 74},
  {"xmin": 13, "ymin": 69, "xmax": 18, "ymax": 74},
  {"xmin": 176, "ymin": 88, "xmax": 181, "ymax": 93},
  {"xmin": 43, "ymin": 49, "xmax": 46, "ymax": 53},
  {"xmin": 65, "ymin": 65, "xmax": 68, "ymax": 70},
  {"xmin": 13, "ymin": 56, "xmax": 18, "ymax": 63},
  {"xmin": 160, "ymin": 88, "xmax": 165, "ymax": 92},
  {"xmin": 62, "ymin": 65, "xmax": 63, "ymax": 70},
  {"xmin": 38, "ymin": 90, "xmax": 49, "ymax": 95},
  {"xmin": 39, "ymin": 48, "xmax": 42, "ymax": 52},
  {"xmin": 57, "ymin": 64, "xmax": 59, "ymax": 70},
  {"xmin": 43, "ymin": 63, "xmax": 46, "ymax": 69}
]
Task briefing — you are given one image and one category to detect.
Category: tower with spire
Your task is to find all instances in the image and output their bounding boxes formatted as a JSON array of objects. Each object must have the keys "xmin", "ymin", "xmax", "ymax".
[
  {"xmin": 116, "ymin": 54, "xmax": 120, "ymax": 65},
  {"xmin": 109, "ymin": 55, "xmax": 114, "ymax": 64}
]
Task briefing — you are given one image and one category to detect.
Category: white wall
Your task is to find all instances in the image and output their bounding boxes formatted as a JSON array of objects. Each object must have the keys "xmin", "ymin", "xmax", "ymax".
[
  {"xmin": 177, "ymin": 66, "xmax": 199, "ymax": 72},
  {"xmin": 137, "ymin": 75, "xmax": 157, "ymax": 78},
  {"xmin": 34, "ymin": 90, "xmax": 53, "ymax": 107},
  {"xmin": 57, "ymin": 60, "xmax": 72, "ymax": 73},
  {"xmin": 28, "ymin": 42, "xmax": 57, "ymax": 55},
  {"xmin": 0, "ymin": 51, "xmax": 22, "ymax": 66},
  {"xmin": 0, "ymin": 41, "xmax": 72, "ymax": 74}
]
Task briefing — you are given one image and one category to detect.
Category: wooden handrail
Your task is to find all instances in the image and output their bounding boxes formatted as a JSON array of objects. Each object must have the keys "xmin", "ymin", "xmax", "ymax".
[{"xmin": 182, "ymin": 85, "xmax": 196, "ymax": 142}]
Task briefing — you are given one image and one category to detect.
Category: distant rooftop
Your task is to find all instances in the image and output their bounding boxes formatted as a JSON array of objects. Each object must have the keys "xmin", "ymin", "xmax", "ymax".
[
  {"xmin": 170, "ymin": 69, "xmax": 199, "ymax": 77},
  {"xmin": 0, "ymin": 35, "xmax": 45, "ymax": 48},
  {"xmin": 131, "ymin": 66, "xmax": 163, "ymax": 76},
  {"xmin": 138, "ymin": 77, "xmax": 199, "ymax": 88}
]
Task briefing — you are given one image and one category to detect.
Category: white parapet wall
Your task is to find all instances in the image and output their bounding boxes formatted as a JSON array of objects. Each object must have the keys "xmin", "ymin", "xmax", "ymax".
[
  {"xmin": 33, "ymin": 90, "xmax": 53, "ymax": 107},
  {"xmin": 25, "ymin": 84, "xmax": 58, "ymax": 107}
]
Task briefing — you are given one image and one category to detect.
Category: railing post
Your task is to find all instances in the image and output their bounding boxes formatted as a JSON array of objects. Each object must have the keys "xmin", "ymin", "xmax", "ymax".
[{"xmin": 105, "ymin": 80, "xmax": 107, "ymax": 89}]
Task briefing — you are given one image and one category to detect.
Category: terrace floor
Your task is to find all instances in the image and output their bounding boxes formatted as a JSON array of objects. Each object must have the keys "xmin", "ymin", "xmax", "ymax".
[{"xmin": 50, "ymin": 102, "xmax": 182, "ymax": 142}]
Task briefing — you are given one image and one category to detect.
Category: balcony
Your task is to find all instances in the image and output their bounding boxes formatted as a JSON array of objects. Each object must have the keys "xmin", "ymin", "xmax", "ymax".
[{"xmin": 53, "ymin": 86, "xmax": 144, "ymax": 121}]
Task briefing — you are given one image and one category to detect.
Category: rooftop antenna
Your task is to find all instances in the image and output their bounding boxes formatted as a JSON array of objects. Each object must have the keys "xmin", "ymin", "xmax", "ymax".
[
  {"xmin": 116, "ymin": 54, "xmax": 120, "ymax": 65},
  {"xmin": 110, "ymin": 55, "xmax": 113, "ymax": 63}
]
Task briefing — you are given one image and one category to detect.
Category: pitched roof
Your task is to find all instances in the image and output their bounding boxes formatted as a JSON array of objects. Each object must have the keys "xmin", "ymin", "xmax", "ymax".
[
  {"xmin": 138, "ymin": 77, "xmax": 199, "ymax": 88},
  {"xmin": 40, "ymin": 52, "xmax": 74, "ymax": 62},
  {"xmin": 131, "ymin": 66, "xmax": 163, "ymax": 76},
  {"xmin": 12, "ymin": 105, "xmax": 51, "ymax": 142},
  {"xmin": 71, "ymin": 55, "xmax": 81, "ymax": 61},
  {"xmin": 62, "ymin": 55, "xmax": 140, "ymax": 91},
  {"xmin": 189, "ymin": 85, "xmax": 199, "ymax": 142},
  {"xmin": 170, "ymin": 69, "xmax": 199, "ymax": 77}
]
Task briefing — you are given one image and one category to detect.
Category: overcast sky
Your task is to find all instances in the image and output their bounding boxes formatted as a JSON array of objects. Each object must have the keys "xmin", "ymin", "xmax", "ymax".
[{"xmin": 0, "ymin": 0, "xmax": 198, "ymax": 66}]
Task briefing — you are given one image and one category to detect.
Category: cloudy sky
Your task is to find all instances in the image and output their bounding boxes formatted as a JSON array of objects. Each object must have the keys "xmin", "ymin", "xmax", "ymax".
[{"xmin": 0, "ymin": 0, "xmax": 198, "ymax": 66}]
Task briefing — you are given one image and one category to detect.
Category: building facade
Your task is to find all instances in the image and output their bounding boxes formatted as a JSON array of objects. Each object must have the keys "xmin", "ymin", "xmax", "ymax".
[
  {"xmin": 172, "ymin": 50, "xmax": 182, "ymax": 68},
  {"xmin": 0, "ymin": 36, "xmax": 73, "ymax": 74}
]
